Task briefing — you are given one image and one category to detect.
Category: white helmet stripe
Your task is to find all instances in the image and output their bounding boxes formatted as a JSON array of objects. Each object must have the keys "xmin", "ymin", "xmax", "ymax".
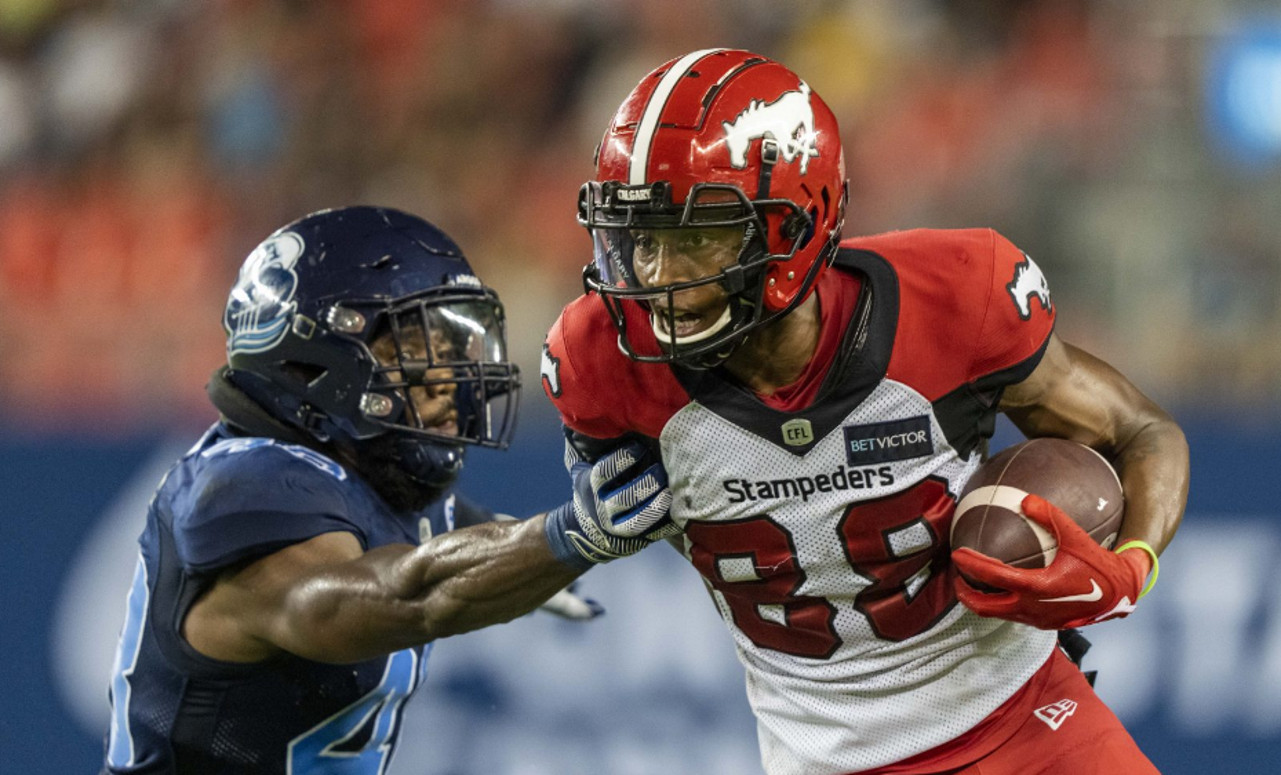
[{"xmin": 630, "ymin": 48, "xmax": 726, "ymax": 185}]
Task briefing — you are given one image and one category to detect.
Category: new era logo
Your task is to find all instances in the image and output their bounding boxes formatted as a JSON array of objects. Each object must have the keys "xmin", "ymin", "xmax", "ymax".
[{"xmin": 1034, "ymin": 699, "xmax": 1078, "ymax": 731}]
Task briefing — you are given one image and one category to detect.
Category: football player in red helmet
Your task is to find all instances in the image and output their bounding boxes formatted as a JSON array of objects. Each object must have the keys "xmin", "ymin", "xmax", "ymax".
[
  {"xmin": 579, "ymin": 50, "xmax": 846, "ymax": 369},
  {"xmin": 546, "ymin": 49, "xmax": 1189, "ymax": 775}
]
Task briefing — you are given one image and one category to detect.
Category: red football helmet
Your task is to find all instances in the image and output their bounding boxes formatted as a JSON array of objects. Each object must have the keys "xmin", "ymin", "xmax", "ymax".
[{"xmin": 579, "ymin": 48, "xmax": 847, "ymax": 367}]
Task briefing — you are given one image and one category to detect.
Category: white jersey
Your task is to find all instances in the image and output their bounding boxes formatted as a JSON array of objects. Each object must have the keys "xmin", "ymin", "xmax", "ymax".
[{"xmin": 545, "ymin": 229, "xmax": 1059, "ymax": 774}]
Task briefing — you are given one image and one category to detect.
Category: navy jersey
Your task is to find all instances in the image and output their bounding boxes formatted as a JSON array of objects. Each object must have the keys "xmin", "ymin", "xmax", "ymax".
[{"xmin": 103, "ymin": 423, "xmax": 492, "ymax": 774}]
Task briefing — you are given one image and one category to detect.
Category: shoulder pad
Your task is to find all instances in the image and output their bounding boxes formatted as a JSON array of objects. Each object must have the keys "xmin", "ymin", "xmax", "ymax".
[
  {"xmin": 543, "ymin": 296, "xmax": 687, "ymax": 439},
  {"xmin": 169, "ymin": 439, "xmax": 363, "ymax": 572}
]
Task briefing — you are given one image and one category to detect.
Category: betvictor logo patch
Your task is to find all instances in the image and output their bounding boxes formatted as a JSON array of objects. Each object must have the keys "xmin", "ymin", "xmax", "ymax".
[{"xmin": 842, "ymin": 416, "xmax": 933, "ymax": 466}]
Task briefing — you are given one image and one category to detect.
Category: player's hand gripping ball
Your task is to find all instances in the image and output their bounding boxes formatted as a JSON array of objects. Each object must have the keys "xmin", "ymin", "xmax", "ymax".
[
  {"xmin": 950, "ymin": 438, "xmax": 1153, "ymax": 630},
  {"xmin": 951, "ymin": 438, "xmax": 1124, "ymax": 571}
]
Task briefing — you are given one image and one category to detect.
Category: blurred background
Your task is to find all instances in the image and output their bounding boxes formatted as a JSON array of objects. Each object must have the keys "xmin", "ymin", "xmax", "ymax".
[{"xmin": 1, "ymin": 0, "xmax": 1279, "ymax": 772}]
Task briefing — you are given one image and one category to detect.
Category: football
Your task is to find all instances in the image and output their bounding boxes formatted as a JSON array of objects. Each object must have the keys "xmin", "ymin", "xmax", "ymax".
[{"xmin": 951, "ymin": 438, "xmax": 1124, "ymax": 572}]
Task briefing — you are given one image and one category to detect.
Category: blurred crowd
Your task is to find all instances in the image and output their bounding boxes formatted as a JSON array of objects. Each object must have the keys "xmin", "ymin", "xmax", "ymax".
[{"xmin": 0, "ymin": 0, "xmax": 1277, "ymax": 435}]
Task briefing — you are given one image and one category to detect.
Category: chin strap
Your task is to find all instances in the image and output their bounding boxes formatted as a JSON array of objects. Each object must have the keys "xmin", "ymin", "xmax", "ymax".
[
  {"xmin": 755, "ymin": 138, "xmax": 780, "ymax": 199},
  {"xmin": 205, "ymin": 366, "xmax": 317, "ymax": 445}
]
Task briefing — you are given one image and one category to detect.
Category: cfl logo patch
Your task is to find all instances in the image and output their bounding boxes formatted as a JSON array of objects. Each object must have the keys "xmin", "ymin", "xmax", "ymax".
[{"xmin": 1034, "ymin": 699, "xmax": 1078, "ymax": 731}]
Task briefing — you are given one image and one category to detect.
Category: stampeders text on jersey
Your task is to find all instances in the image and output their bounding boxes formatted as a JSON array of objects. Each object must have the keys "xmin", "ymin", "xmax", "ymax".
[{"xmin": 722, "ymin": 464, "xmax": 895, "ymax": 503}]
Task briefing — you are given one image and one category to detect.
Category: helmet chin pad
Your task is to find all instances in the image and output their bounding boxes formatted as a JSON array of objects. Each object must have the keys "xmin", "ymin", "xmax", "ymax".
[
  {"xmin": 392, "ymin": 435, "xmax": 464, "ymax": 490},
  {"xmin": 649, "ymin": 305, "xmax": 733, "ymax": 347}
]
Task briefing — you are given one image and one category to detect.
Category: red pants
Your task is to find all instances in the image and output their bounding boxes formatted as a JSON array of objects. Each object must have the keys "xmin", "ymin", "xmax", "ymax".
[{"xmin": 862, "ymin": 649, "xmax": 1159, "ymax": 774}]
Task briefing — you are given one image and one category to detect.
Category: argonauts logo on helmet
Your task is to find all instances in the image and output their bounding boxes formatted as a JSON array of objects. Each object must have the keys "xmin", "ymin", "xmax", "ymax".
[{"xmin": 224, "ymin": 231, "xmax": 305, "ymax": 355}]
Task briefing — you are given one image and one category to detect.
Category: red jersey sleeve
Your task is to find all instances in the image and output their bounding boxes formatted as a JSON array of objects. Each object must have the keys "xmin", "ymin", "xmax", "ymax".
[
  {"xmin": 859, "ymin": 228, "xmax": 1054, "ymax": 399},
  {"xmin": 541, "ymin": 295, "xmax": 688, "ymax": 441},
  {"xmin": 970, "ymin": 228, "xmax": 1055, "ymax": 383}
]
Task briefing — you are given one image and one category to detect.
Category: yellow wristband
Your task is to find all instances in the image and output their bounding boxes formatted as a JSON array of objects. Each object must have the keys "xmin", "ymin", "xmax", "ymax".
[{"xmin": 1115, "ymin": 540, "xmax": 1160, "ymax": 599}]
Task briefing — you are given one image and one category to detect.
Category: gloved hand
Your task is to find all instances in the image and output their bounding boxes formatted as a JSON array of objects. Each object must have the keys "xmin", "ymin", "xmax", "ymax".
[
  {"xmin": 544, "ymin": 440, "xmax": 679, "ymax": 570},
  {"xmin": 952, "ymin": 494, "xmax": 1154, "ymax": 630}
]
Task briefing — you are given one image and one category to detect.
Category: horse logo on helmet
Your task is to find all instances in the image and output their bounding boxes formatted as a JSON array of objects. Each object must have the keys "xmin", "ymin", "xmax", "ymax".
[{"xmin": 722, "ymin": 82, "xmax": 820, "ymax": 175}]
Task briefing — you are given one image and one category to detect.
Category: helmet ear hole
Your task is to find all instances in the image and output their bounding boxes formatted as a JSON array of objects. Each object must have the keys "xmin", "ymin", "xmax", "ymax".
[
  {"xmin": 781, "ymin": 209, "xmax": 817, "ymax": 250},
  {"xmin": 781, "ymin": 213, "xmax": 806, "ymax": 241},
  {"xmin": 799, "ymin": 208, "xmax": 817, "ymax": 250}
]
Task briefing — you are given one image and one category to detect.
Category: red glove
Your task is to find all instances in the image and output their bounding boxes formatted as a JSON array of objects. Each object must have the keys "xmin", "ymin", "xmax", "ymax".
[{"xmin": 952, "ymin": 494, "xmax": 1153, "ymax": 630}]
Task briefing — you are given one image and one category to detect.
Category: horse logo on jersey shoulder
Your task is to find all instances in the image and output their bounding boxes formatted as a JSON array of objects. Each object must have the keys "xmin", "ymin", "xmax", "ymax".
[
  {"xmin": 1007, "ymin": 252, "xmax": 1052, "ymax": 320},
  {"xmin": 540, "ymin": 343, "xmax": 562, "ymax": 398},
  {"xmin": 722, "ymin": 82, "xmax": 819, "ymax": 174},
  {"xmin": 224, "ymin": 231, "xmax": 305, "ymax": 355}
]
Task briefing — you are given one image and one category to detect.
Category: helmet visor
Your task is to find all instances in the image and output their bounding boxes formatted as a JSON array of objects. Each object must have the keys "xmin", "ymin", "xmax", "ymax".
[
  {"xmin": 583, "ymin": 180, "xmax": 807, "ymax": 297},
  {"xmin": 591, "ymin": 225, "xmax": 747, "ymax": 289}
]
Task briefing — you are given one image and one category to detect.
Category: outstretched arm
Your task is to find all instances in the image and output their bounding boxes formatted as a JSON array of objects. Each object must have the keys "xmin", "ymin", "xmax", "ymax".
[
  {"xmin": 184, "ymin": 441, "xmax": 674, "ymax": 664},
  {"xmin": 185, "ymin": 515, "xmax": 579, "ymax": 665}
]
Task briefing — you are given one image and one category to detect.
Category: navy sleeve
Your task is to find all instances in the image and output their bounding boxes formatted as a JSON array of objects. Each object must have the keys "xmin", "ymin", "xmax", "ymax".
[{"xmin": 169, "ymin": 440, "xmax": 364, "ymax": 573}]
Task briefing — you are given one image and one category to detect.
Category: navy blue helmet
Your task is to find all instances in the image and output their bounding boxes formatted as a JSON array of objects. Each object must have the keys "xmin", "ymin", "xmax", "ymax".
[{"xmin": 221, "ymin": 206, "xmax": 520, "ymax": 486}]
